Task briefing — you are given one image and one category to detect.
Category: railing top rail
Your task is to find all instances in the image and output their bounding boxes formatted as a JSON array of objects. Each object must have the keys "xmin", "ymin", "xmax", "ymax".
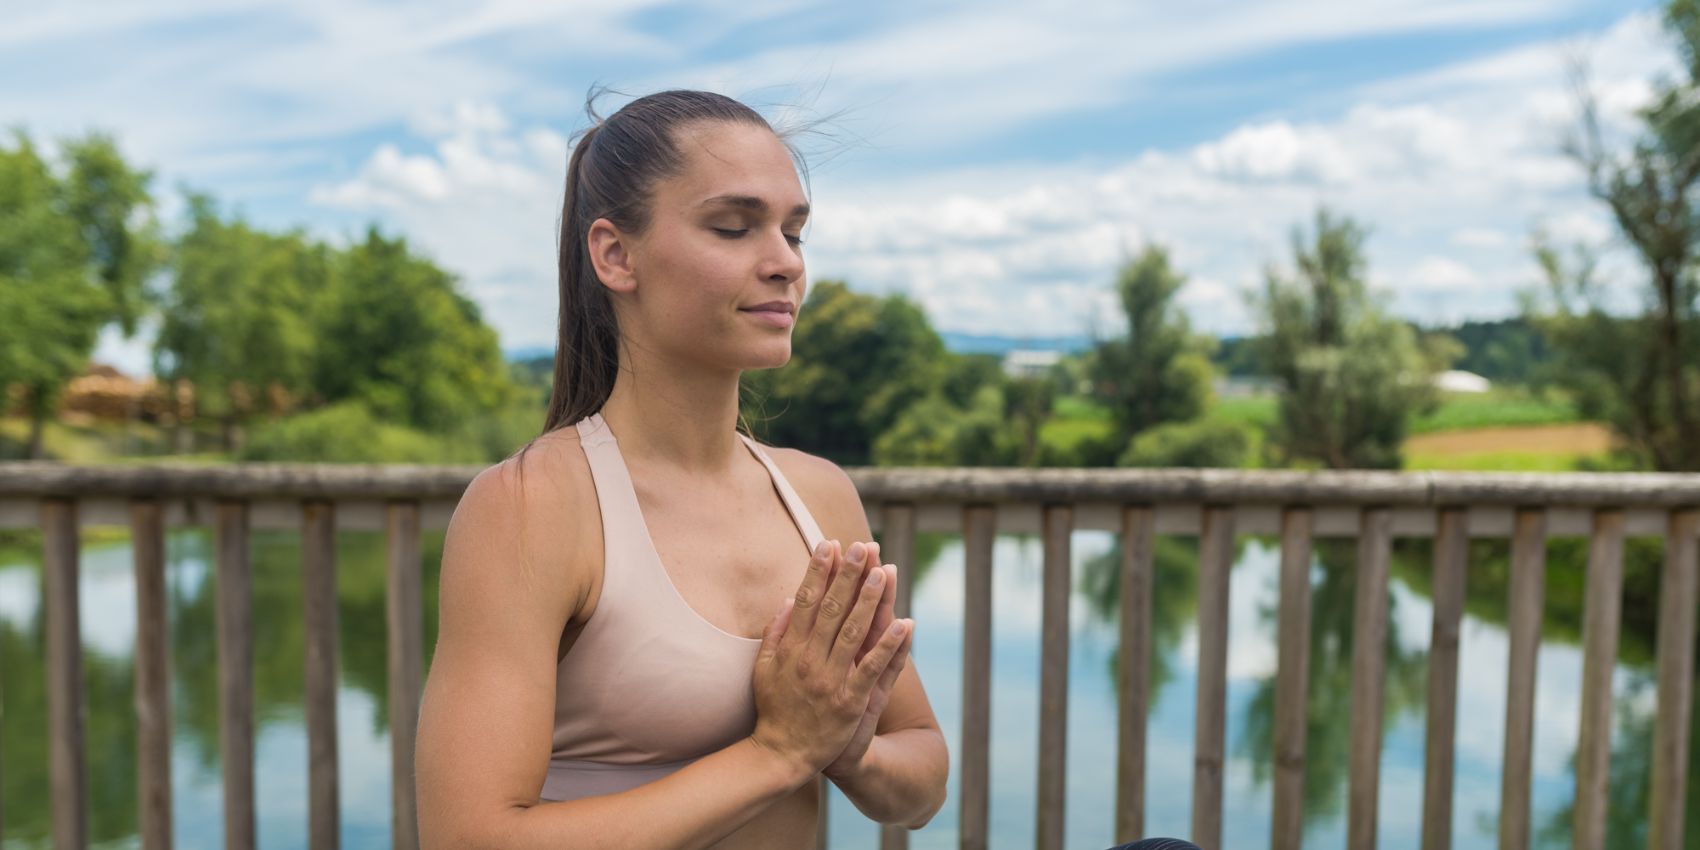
[{"xmin": 4, "ymin": 462, "xmax": 1700, "ymax": 507}]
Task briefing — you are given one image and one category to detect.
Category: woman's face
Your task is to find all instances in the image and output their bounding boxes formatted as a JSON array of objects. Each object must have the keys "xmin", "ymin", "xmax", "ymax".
[{"xmin": 597, "ymin": 120, "xmax": 809, "ymax": 372}]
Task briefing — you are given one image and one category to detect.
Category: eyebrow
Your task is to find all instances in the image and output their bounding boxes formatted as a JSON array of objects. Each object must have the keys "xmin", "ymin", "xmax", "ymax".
[{"xmin": 698, "ymin": 194, "xmax": 810, "ymax": 218}]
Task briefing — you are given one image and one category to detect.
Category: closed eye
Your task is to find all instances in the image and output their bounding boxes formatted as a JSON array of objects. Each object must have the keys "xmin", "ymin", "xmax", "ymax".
[{"xmin": 713, "ymin": 228, "xmax": 805, "ymax": 246}]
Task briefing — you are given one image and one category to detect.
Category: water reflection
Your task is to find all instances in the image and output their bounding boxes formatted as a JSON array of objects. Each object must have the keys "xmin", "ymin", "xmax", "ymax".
[{"xmin": 1, "ymin": 525, "xmax": 1697, "ymax": 848}]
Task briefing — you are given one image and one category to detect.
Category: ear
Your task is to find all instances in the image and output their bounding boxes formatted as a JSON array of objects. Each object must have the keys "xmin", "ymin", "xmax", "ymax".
[{"xmin": 586, "ymin": 217, "xmax": 637, "ymax": 293}]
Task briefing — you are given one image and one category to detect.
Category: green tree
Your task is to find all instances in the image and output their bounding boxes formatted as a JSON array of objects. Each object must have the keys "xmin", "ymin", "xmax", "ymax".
[
  {"xmin": 311, "ymin": 226, "xmax": 516, "ymax": 433},
  {"xmin": 60, "ymin": 132, "xmax": 164, "ymax": 337},
  {"xmin": 1543, "ymin": 0, "xmax": 1700, "ymax": 470},
  {"xmin": 1085, "ymin": 245, "xmax": 1215, "ymax": 440},
  {"xmin": 0, "ymin": 130, "xmax": 111, "ymax": 458},
  {"xmin": 154, "ymin": 193, "xmax": 324, "ymax": 450},
  {"xmin": 743, "ymin": 279, "xmax": 946, "ymax": 464},
  {"xmin": 1249, "ymin": 209, "xmax": 1455, "ymax": 469}
]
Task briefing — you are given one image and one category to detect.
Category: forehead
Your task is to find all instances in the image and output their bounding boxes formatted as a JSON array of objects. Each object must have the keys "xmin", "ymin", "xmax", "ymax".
[{"xmin": 661, "ymin": 121, "xmax": 806, "ymax": 212}]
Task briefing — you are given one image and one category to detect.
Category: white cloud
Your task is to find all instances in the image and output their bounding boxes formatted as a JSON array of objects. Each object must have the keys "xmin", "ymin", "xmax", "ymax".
[{"xmin": 52, "ymin": 3, "xmax": 1682, "ymax": 363}]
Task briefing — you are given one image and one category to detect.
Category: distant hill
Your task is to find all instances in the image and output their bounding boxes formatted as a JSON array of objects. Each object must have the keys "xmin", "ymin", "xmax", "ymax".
[
  {"xmin": 936, "ymin": 331, "xmax": 1095, "ymax": 356},
  {"xmin": 505, "ymin": 345, "xmax": 554, "ymax": 363},
  {"xmin": 504, "ymin": 333, "xmax": 1097, "ymax": 363},
  {"xmin": 506, "ymin": 317, "xmax": 1546, "ymax": 384}
]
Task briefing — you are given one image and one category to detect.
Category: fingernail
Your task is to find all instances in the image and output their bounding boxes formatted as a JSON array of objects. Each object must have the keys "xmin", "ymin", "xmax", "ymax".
[
  {"xmin": 848, "ymin": 541, "xmax": 866, "ymax": 563},
  {"xmin": 888, "ymin": 621, "xmax": 905, "ymax": 637},
  {"xmin": 868, "ymin": 568, "xmax": 884, "ymax": 586},
  {"xmin": 813, "ymin": 541, "xmax": 829, "ymax": 560}
]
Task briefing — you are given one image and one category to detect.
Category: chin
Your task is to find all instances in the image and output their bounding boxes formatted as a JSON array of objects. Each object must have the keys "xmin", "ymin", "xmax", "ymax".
[{"xmin": 743, "ymin": 343, "xmax": 793, "ymax": 370}]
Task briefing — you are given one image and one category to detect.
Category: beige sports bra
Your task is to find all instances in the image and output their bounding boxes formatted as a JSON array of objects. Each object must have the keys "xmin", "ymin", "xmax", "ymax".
[{"xmin": 540, "ymin": 410, "xmax": 827, "ymax": 801}]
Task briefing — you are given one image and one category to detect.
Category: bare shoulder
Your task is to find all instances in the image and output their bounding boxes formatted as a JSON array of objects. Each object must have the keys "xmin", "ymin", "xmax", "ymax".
[
  {"xmin": 443, "ymin": 426, "xmax": 599, "ymax": 622},
  {"xmin": 760, "ymin": 444, "xmax": 872, "ymax": 539}
]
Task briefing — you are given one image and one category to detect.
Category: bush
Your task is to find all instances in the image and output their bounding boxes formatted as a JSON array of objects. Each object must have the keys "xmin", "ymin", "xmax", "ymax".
[
  {"xmin": 1119, "ymin": 418, "xmax": 1251, "ymax": 468},
  {"xmin": 1037, "ymin": 417, "xmax": 1122, "ymax": 466},
  {"xmin": 872, "ymin": 386, "xmax": 1021, "ymax": 466},
  {"xmin": 239, "ymin": 401, "xmax": 470, "ymax": 463}
]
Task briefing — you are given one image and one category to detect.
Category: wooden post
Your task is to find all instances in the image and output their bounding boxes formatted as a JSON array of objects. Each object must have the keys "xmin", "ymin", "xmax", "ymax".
[
  {"xmin": 960, "ymin": 504, "xmax": 996, "ymax": 850},
  {"xmin": 1499, "ymin": 509, "xmax": 1546, "ymax": 850},
  {"xmin": 1191, "ymin": 506, "xmax": 1234, "ymax": 850},
  {"xmin": 1115, "ymin": 506, "xmax": 1156, "ymax": 844},
  {"xmin": 1421, "ymin": 508, "xmax": 1469, "ymax": 850},
  {"xmin": 1347, "ymin": 507, "xmax": 1392, "ymax": 850},
  {"xmin": 1036, "ymin": 504, "xmax": 1072, "ymax": 850},
  {"xmin": 43, "ymin": 498, "xmax": 87, "ymax": 850},
  {"xmin": 1649, "ymin": 509, "xmax": 1700, "ymax": 850},
  {"xmin": 132, "ymin": 500, "xmax": 172, "ymax": 850},
  {"xmin": 1271, "ymin": 508, "xmax": 1314, "ymax": 850},
  {"xmin": 304, "ymin": 501, "xmax": 341, "ymax": 850},
  {"xmin": 386, "ymin": 501, "xmax": 423, "ymax": 850},
  {"xmin": 216, "ymin": 500, "xmax": 255, "ymax": 850},
  {"xmin": 1572, "ymin": 510, "xmax": 1623, "ymax": 850},
  {"xmin": 878, "ymin": 501, "xmax": 917, "ymax": 850}
]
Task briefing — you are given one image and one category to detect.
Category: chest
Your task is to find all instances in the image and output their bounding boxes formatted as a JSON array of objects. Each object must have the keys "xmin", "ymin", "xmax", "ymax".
[{"xmin": 563, "ymin": 463, "xmax": 822, "ymax": 658}]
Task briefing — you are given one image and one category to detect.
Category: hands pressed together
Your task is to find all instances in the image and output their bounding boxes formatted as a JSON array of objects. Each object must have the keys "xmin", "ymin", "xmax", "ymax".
[{"xmin": 748, "ymin": 538, "xmax": 914, "ymax": 783}]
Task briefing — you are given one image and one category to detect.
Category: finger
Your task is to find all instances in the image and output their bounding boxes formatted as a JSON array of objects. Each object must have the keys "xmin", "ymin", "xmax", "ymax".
[
  {"xmin": 758, "ymin": 596, "xmax": 794, "ymax": 665},
  {"xmin": 851, "ymin": 618, "xmax": 910, "ymax": 695},
  {"xmin": 828, "ymin": 559, "xmax": 886, "ymax": 671},
  {"xmin": 873, "ymin": 620, "xmax": 911, "ymax": 693},
  {"xmin": 810, "ymin": 539, "xmax": 871, "ymax": 657},
  {"xmin": 783, "ymin": 540, "xmax": 836, "ymax": 651},
  {"xmin": 857, "ymin": 563, "xmax": 896, "ymax": 663}
]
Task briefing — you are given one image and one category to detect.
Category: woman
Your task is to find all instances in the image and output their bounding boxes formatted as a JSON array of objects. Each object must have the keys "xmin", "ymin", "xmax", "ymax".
[
  {"xmin": 413, "ymin": 86, "xmax": 1201, "ymax": 850},
  {"xmin": 415, "ymin": 88, "xmax": 947, "ymax": 849}
]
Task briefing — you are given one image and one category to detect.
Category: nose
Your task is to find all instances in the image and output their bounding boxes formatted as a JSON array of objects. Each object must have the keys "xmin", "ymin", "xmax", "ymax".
[{"xmin": 760, "ymin": 228, "xmax": 804, "ymax": 284}]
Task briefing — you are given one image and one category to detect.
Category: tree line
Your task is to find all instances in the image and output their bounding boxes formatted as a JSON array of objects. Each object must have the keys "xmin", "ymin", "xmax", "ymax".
[
  {"xmin": 6, "ymin": 0, "xmax": 1700, "ymax": 472},
  {"xmin": 0, "ymin": 129, "xmax": 525, "ymax": 462}
]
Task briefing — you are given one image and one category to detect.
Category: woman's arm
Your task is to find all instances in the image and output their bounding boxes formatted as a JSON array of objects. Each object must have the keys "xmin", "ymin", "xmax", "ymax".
[{"xmin": 414, "ymin": 457, "xmax": 811, "ymax": 850}]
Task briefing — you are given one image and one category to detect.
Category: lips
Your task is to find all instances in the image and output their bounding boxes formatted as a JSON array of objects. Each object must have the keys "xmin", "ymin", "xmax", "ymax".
[{"xmin": 741, "ymin": 302, "xmax": 794, "ymax": 314}]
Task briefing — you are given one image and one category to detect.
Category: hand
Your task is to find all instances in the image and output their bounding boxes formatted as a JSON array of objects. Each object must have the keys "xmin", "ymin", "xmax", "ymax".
[
  {"xmin": 749, "ymin": 539, "xmax": 911, "ymax": 779},
  {"xmin": 822, "ymin": 542, "xmax": 914, "ymax": 780}
]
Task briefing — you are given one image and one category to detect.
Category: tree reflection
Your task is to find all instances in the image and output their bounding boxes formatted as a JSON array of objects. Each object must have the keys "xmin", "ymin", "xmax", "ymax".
[
  {"xmin": 1079, "ymin": 534, "xmax": 1227, "ymax": 719},
  {"xmin": 1237, "ymin": 536, "xmax": 1428, "ymax": 826}
]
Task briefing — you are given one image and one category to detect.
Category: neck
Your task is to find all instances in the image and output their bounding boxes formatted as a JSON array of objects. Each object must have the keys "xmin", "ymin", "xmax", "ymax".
[{"xmin": 597, "ymin": 347, "xmax": 746, "ymax": 477}]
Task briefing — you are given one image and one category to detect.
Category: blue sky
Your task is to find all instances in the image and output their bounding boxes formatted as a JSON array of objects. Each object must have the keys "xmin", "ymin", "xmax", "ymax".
[{"xmin": 0, "ymin": 0, "xmax": 1675, "ymax": 376}]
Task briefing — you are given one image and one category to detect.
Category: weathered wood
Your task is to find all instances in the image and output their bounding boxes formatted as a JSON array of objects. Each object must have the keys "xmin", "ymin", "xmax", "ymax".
[
  {"xmin": 960, "ymin": 504, "xmax": 996, "ymax": 850},
  {"xmin": 132, "ymin": 500, "xmax": 172, "ymax": 850},
  {"xmin": 43, "ymin": 499, "xmax": 87, "ymax": 850},
  {"xmin": 1649, "ymin": 508, "xmax": 1700, "ymax": 850},
  {"xmin": 1572, "ymin": 510, "xmax": 1624, "ymax": 850},
  {"xmin": 216, "ymin": 500, "xmax": 256, "ymax": 850},
  {"xmin": 880, "ymin": 502, "xmax": 917, "ymax": 622},
  {"xmin": 1271, "ymin": 508, "xmax": 1314, "ymax": 850},
  {"xmin": 1499, "ymin": 508, "xmax": 1547, "ymax": 850},
  {"xmin": 11, "ymin": 463, "xmax": 1700, "ymax": 508},
  {"xmin": 1422, "ymin": 508, "xmax": 1469, "ymax": 850},
  {"xmin": 816, "ymin": 776, "xmax": 829, "ymax": 849},
  {"xmin": 1036, "ymin": 504, "xmax": 1073, "ymax": 850},
  {"xmin": 878, "ymin": 501, "xmax": 916, "ymax": 850},
  {"xmin": 386, "ymin": 501, "xmax": 423, "ymax": 850},
  {"xmin": 1348, "ymin": 507, "xmax": 1393, "ymax": 850},
  {"xmin": 304, "ymin": 501, "xmax": 340, "ymax": 850},
  {"xmin": 1115, "ymin": 505, "xmax": 1156, "ymax": 844},
  {"xmin": 1192, "ymin": 506, "xmax": 1235, "ymax": 850}
]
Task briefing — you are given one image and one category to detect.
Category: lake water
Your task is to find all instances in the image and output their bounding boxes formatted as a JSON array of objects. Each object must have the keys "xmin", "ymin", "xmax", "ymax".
[{"xmin": 0, "ymin": 526, "xmax": 1692, "ymax": 848}]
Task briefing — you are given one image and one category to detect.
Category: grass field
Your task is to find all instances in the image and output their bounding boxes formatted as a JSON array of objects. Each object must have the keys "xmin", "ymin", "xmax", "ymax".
[
  {"xmin": 6, "ymin": 388, "xmax": 1617, "ymax": 471},
  {"xmin": 1074, "ymin": 389, "xmax": 1614, "ymax": 470}
]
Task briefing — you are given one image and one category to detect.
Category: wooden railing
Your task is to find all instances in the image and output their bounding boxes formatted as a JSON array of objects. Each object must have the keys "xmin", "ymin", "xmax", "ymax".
[{"xmin": 3, "ymin": 464, "xmax": 1699, "ymax": 850}]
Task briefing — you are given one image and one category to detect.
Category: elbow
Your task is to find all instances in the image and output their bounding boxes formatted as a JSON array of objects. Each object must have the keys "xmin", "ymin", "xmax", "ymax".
[
  {"xmin": 420, "ymin": 802, "xmax": 535, "ymax": 850},
  {"xmin": 904, "ymin": 745, "xmax": 950, "ymax": 830}
]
